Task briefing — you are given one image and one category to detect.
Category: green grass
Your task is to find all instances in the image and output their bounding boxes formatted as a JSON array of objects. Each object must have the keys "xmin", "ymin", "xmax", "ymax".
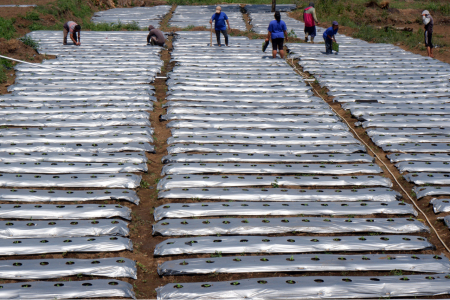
[
  {"xmin": 83, "ymin": 21, "xmax": 142, "ymax": 31},
  {"xmin": 293, "ymin": 0, "xmax": 448, "ymax": 49},
  {"xmin": 0, "ymin": 17, "xmax": 16, "ymax": 40},
  {"xmin": 0, "ymin": 58, "xmax": 13, "ymax": 84},
  {"xmin": 19, "ymin": 36, "xmax": 40, "ymax": 51}
]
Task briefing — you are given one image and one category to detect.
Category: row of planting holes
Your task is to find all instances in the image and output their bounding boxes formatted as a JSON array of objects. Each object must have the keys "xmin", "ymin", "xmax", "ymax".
[
  {"xmin": 177, "ymin": 255, "xmax": 443, "ymax": 265},
  {"xmin": 4, "ymin": 220, "xmax": 120, "ymax": 226},
  {"xmin": 160, "ymin": 218, "xmax": 414, "ymax": 225},
  {"xmin": 174, "ymin": 275, "xmax": 450, "ymax": 288},
  {"xmin": 168, "ymin": 237, "xmax": 426, "ymax": 244},
  {"xmin": 162, "ymin": 203, "xmax": 401, "ymax": 208}
]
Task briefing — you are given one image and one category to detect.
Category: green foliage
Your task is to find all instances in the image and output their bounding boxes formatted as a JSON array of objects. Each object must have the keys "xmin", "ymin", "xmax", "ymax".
[
  {"xmin": 0, "ymin": 67, "xmax": 6, "ymax": 84},
  {"xmin": 425, "ymin": 2, "xmax": 450, "ymax": 16},
  {"xmin": 19, "ymin": 36, "xmax": 40, "ymax": 51},
  {"xmin": 83, "ymin": 21, "xmax": 141, "ymax": 31},
  {"xmin": 37, "ymin": 0, "xmax": 92, "ymax": 20},
  {"xmin": 24, "ymin": 11, "xmax": 40, "ymax": 21},
  {"xmin": 0, "ymin": 17, "xmax": 16, "ymax": 40},
  {"xmin": 354, "ymin": 25, "xmax": 424, "ymax": 48}
]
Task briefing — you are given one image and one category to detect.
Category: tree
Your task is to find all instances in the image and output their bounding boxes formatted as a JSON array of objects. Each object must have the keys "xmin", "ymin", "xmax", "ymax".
[{"xmin": 271, "ymin": 0, "xmax": 276, "ymax": 12}]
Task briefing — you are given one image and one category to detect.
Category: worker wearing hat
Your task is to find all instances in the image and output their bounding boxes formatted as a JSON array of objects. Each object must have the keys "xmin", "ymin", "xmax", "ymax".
[
  {"xmin": 422, "ymin": 10, "xmax": 434, "ymax": 58},
  {"xmin": 210, "ymin": 6, "xmax": 231, "ymax": 47},
  {"xmin": 323, "ymin": 21, "xmax": 339, "ymax": 54}
]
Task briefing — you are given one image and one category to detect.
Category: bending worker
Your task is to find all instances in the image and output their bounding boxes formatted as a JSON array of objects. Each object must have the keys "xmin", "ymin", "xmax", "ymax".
[
  {"xmin": 323, "ymin": 21, "xmax": 338, "ymax": 54},
  {"xmin": 147, "ymin": 25, "xmax": 166, "ymax": 46},
  {"xmin": 63, "ymin": 21, "xmax": 81, "ymax": 46},
  {"xmin": 303, "ymin": 2, "xmax": 319, "ymax": 43},
  {"xmin": 265, "ymin": 11, "xmax": 288, "ymax": 59},
  {"xmin": 210, "ymin": 6, "xmax": 231, "ymax": 47}
]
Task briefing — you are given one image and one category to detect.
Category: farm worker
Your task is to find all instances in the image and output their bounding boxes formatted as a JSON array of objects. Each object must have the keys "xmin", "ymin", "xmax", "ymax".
[
  {"xmin": 209, "ymin": 6, "xmax": 231, "ymax": 47},
  {"xmin": 303, "ymin": 2, "xmax": 319, "ymax": 43},
  {"xmin": 323, "ymin": 21, "xmax": 338, "ymax": 54},
  {"xmin": 147, "ymin": 25, "xmax": 166, "ymax": 46},
  {"xmin": 265, "ymin": 11, "xmax": 288, "ymax": 59},
  {"xmin": 63, "ymin": 21, "xmax": 81, "ymax": 46},
  {"xmin": 422, "ymin": 10, "xmax": 434, "ymax": 58}
]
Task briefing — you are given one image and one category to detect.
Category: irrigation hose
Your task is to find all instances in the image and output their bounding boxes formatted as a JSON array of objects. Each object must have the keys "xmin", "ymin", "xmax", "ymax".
[
  {"xmin": 0, "ymin": 54, "xmax": 86, "ymax": 75},
  {"xmin": 287, "ymin": 57, "xmax": 450, "ymax": 254}
]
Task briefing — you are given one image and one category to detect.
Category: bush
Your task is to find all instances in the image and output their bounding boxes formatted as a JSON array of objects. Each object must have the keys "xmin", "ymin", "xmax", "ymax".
[
  {"xmin": 0, "ymin": 17, "xmax": 16, "ymax": 40},
  {"xmin": 20, "ymin": 36, "xmax": 40, "ymax": 51}
]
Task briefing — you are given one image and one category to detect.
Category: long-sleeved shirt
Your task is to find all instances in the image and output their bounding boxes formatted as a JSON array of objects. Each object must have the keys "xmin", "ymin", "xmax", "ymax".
[
  {"xmin": 423, "ymin": 14, "xmax": 434, "ymax": 33},
  {"xmin": 303, "ymin": 6, "xmax": 318, "ymax": 27}
]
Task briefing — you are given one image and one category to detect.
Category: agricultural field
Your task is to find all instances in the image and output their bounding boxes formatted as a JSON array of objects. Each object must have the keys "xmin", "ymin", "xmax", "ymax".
[{"xmin": 0, "ymin": 0, "xmax": 450, "ymax": 299}]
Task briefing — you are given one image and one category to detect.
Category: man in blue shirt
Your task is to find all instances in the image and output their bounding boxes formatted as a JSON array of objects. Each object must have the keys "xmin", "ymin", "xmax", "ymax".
[
  {"xmin": 323, "ymin": 21, "xmax": 338, "ymax": 54},
  {"xmin": 265, "ymin": 11, "xmax": 288, "ymax": 59},
  {"xmin": 209, "ymin": 6, "xmax": 231, "ymax": 47}
]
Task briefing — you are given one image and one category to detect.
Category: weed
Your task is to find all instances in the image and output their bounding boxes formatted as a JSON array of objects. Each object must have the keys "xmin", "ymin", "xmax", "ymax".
[
  {"xmin": 287, "ymin": 29, "xmax": 297, "ymax": 38},
  {"xmin": 271, "ymin": 179, "xmax": 279, "ymax": 188},
  {"xmin": 140, "ymin": 180, "xmax": 150, "ymax": 189},
  {"xmin": 391, "ymin": 269, "xmax": 403, "ymax": 276},
  {"xmin": 137, "ymin": 262, "xmax": 149, "ymax": 273},
  {"xmin": 19, "ymin": 36, "xmax": 40, "ymax": 51},
  {"xmin": 211, "ymin": 251, "xmax": 222, "ymax": 258}
]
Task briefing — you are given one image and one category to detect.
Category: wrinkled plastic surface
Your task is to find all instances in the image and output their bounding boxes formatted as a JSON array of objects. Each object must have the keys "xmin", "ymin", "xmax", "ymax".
[
  {"xmin": 0, "ymin": 173, "xmax": 141, "ymax": 188},
  {"xmin": 154, "ymin": 235, "xmax": 433, "ymax": 255},
  {"xmin": 0, "ymin": 162, "xmax": 147, "ymax": 174},
  {"xmin": 153, "ymin": 217, "xmax": 427, "ymax": 236},
  {"xmin": 404, "ymin": 173, "xmax": 450, "ymax": 185},
  {"xmin": 158, "ymin": 187, "xmax": 401, "ymax": 202},
  {"xmin": 0, "ymin": 236, "xmax": 132, "ymax": 255},
  {"xmin": 161, "ymin": 163, "xmax": 381, "ymax": 175},
  {"xmin": 0, "ymin": 279, "xmax": 135, "ymax": 299},
  {"xmin": 415, "ymin": 186, "xmax": 450, "ymax": 199},
  {"xmin": 154, "ymin": 201, "xmax": 416, "ymax": 221},
  {"xmin": 156, "ymin": 274, "xmax": 450, "ymax": 299},
  {"xmin": 0, "ymin": 257, "xmax": 136, "ymax": 279},
  {"xmin": 167, "ymin": 143, "xmax": 366, "ymax": 155},
  {"xmin": 0, "ymin": 204, "xmax": 131, "ymax": 220},
  {"xmin": 158, "ymin": 254, "xmax": 449, "ymax": 275},
  {"xmin": 0, "ymin": 219, "xmax": 129, "ymax": 238},
  {"xmin": 0, "ymin": 152, "xmax": 147, "ymax": 163},
  {"xmin": 0, "ymin": 188, "xmax": 139, "ymax": 204},
  {"xmin": 157, "ymin": 175, "xmax": 393, "ymax": 189},
  {"xmin": 430, "ymin": 198, "xmax": 450, "ymax": 213},
  {"xmin": 162, "ymin": 153, "xmax": 374, "ymax": 163}
]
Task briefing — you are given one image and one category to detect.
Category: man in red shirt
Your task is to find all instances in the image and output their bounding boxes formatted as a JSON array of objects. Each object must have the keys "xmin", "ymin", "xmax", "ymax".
[{"xmin": 303, "ymin": 2, "xmax": 319, "ymax": 43}]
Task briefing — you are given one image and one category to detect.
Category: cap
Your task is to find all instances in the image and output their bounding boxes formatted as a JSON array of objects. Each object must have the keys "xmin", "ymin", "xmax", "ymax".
[
  {"xmin": 216, "ymin": 6, "xmax": 221, "ymax": 13},
  {"xmin": 422, "ymin": 10, "xmax": 430, "ymax": 15},
  {"xmin": 332, "ymin": 21, "xmax": 339, "ymax": 26},
  {"xmin": 148, "ymin": 25, "xmax": 155, "ymax": 31}
]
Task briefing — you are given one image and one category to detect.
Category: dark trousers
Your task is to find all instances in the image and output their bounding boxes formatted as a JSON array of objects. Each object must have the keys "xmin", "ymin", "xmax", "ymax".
[
  {"xmin": 63, "ymin": 28, "xmax": 77, "ymax": 45},
  {"xmin": 215, "ymin": 29, "xmax": 228, "ymax": 46},
  {"xmin": 324, "ymin": 38, "xmax": 332, "ymax": 54}
]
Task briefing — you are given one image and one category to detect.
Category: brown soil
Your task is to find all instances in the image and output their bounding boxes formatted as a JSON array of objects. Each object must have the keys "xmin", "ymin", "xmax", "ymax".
[
  {"xmin": 1, "ymin": 3, "xmax": 450, "ymax": 299},
  {"xmin": 0, "ymin": 37, "xmax": 53, "ymax": 95}
]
